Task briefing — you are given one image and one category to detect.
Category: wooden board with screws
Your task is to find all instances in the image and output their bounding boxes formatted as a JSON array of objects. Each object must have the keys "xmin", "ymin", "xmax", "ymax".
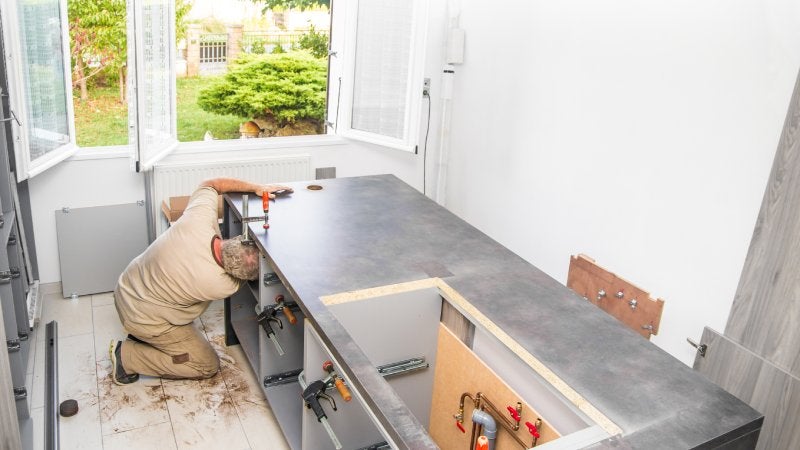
[{"xmin": 566, "ymin": 254, "xmax": 665, "ymax": 339}]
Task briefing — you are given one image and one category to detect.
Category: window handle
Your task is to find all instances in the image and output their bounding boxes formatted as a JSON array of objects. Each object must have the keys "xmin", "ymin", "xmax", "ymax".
[{"xmin": 0, "ymin": 109, "xmax": 21, "ymax": 126}]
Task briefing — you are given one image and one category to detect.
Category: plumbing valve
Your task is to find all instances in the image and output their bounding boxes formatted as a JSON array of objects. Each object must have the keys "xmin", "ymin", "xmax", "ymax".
[
  {"xmin": 507, "ymin": 402, "xmax": 522, "ymax": 430},
  {"xmin": 525, "ymin": 421, "xmax": 541, "ymax": 439}
]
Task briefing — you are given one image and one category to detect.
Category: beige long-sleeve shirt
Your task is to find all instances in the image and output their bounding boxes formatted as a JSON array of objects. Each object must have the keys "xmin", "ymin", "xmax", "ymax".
[{"xmin": 114, "ymin": 186, "xmax": 241, "ymax": 335}]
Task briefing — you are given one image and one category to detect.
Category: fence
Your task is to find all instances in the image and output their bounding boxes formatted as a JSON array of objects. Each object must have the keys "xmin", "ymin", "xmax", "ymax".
[
  {"xmin": 199, "ymin": 33, "xmax": 228, "ymax": 64},
  {"xmin": 185, "ymin": 28, "xmax": 330, "ymax": 77}
]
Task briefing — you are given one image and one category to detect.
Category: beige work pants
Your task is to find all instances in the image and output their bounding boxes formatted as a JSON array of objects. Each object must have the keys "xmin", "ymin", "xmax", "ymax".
[{"xmin": 120, "ymin": 322, "xmax": 220, "ymax": 379}]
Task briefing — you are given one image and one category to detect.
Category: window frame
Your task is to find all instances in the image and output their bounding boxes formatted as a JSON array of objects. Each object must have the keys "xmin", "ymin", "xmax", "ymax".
[
  {"xmin": 331, "ymin": 0, "xmax": 429, "ymax": 153},
  {"xmin": 1, "ymin": 0, "xmax": 78, "ymax": 181}
]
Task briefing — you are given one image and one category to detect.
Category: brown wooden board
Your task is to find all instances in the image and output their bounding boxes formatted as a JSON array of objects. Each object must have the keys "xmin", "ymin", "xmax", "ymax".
[
  {"xmin": 566, "ymin": 254, "xmax": 665, "ymax": 339},
  {"xmin": 429, "ymin": 324, "xmax": 560, "ymax": 450}
]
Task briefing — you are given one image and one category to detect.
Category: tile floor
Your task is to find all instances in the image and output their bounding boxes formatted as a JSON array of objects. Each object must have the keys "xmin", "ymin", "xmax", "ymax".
[{"xmin": 28, "ymin": 291, "xmax": 290, "ymax": 450}]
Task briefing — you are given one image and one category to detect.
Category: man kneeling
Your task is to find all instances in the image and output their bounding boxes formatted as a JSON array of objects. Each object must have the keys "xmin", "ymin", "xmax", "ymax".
[{"xmin": 109, "ymin": 177, "xmax": 292, "ymax": 384}]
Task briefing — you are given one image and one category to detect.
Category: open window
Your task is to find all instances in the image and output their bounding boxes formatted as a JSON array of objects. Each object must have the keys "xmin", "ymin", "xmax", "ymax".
[
  {"xmin": 0, "ymin": 0, "xmax": 78, "ymax": 181},
  {"xmin": 331, "ymin": 0, "xmax": 429, "ymax": 153},
  {"xmin": 127, "ymin": 0, "xmax": 177, "ymax": 172}
]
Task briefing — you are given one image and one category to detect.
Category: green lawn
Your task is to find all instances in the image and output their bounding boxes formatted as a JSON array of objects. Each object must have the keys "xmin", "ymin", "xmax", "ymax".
[{"xmin": 73, "ymin": 76, "xmax": 245, "ymax": 147}]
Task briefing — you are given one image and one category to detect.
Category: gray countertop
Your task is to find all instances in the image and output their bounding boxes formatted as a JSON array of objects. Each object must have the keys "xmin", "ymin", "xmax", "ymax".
[{"xmin": 226, "ymin": 174, "xmax": 762, "ymax": 449}]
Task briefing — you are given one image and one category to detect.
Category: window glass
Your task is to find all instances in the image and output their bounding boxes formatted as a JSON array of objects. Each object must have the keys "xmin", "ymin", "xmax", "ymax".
[
  {"xmin": 350, "ymin": 0, "xmax": 413, "ymax": 140},
  {"xmin": 18, "ymin": 0, "xmax": 70, "ymax": 159}
]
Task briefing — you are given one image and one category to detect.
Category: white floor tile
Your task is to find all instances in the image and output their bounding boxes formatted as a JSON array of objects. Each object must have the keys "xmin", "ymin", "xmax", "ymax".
[
  {"xmin": 31, "ymin": 407, "xmax": 43, "ymax": 450},
  {"xmin": 102, "ymin": 422, "xmax": 177, "ymax": 450},
  {"xmin": 59, "ymin": 398, "xmax": 103, "ymax": 450},
  {"xmin": 40, "ymin": 293, "xmax": 93, "ymax": 338},
  {"xmin": 162, "ymin": 375, "xmax": 251, "ymax": 450},
  {"xmin": 27, "ymin": 290, "xmax": 293, "ymax": 450},
  {"xmin": 31, "ymin": 323, "xmax": 45, "ymax": 408},
  {"xmin": 92, "ymin": 305, "xmax": 126, "ymax": 362},
  {"xmin": 58, "ymin": 334, "xmax": 98, "ymax": 401},
  {"xmin": 97, "ymin": 360, "xmax": 170, "ymax": 435},
  {"xmin": 199, "ymin": 300, "xmax": 226, "ymax": 339},
  {"xmin": 92, "ymin": 293, "xmax": 115, "ymax": 307},
  {"xmin": 55, "ymin": 334, "xmax": 103, "ymax": 449}
]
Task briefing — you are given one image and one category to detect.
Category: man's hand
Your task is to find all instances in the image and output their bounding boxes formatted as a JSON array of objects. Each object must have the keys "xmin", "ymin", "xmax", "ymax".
[
  {"xmin": 257, "ymin": 184, "xmax": 294, "ymax": 199},
  {"xmin": 200, "ymin": 178, "xmax": 294, "ymax": 197}
]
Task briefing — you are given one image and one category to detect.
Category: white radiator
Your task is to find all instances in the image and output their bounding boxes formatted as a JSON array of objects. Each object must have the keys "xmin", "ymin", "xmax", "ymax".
[{"xmin": 152, "ymin": 155, "xmax": 312, "ymax": 235}]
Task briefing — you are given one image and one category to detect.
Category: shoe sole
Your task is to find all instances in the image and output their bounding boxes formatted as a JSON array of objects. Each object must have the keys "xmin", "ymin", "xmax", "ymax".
[{"xmin": 109, "ymin": 340, "xmax": 126, "ymax": 386}]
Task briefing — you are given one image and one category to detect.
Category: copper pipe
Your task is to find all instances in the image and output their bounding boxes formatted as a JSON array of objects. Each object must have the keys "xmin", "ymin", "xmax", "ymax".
[{"xmin": 477, "ymin": 393, "xmax": 529, "ymax": 449}]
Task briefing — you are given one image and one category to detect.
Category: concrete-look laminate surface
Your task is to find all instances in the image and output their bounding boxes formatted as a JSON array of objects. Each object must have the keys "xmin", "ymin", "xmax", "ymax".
[{"xmin": 227, "ymin": 174, "xmax": 762, "ymax": 449}]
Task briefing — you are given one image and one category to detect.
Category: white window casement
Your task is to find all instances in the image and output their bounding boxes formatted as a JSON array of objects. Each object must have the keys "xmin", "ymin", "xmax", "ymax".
[
  {"xmin": 127, "ymin": 0, "xmax": 178, "ymax": 172},
  {"xmin": 1, "ymin": 0, "xmax": 78, "ymax": 181},
  {"xmin": 1, "ymin": 0, "xmax": 429, "ymax": 176},
  {"xmin": 330, "ymin": 0, "xmax": 429, "ymax": 153}
]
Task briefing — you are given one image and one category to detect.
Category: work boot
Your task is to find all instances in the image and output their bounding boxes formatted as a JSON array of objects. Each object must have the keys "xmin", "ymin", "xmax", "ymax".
[{"xmin": 109, "ymin": 340, "xmax": 139, "ymax": 385}]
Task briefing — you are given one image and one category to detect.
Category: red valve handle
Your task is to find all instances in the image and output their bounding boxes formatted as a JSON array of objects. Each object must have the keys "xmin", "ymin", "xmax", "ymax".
[
  {"xmin": 507, "ymin": 406, "xmax": 521, "ymax": 422},
  {"xmin": 525, "ymin": 421, "xmax": 540, "ymax": 439},
  {"xmin": 456, "ymin": 421, "xmax": 465, "ymax": 433}
]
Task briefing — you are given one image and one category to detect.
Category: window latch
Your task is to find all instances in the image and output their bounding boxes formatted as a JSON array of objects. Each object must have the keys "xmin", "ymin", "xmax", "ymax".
[{"xmin": 0, "ymin": 109, "xmax": 21, "ymax": 126}]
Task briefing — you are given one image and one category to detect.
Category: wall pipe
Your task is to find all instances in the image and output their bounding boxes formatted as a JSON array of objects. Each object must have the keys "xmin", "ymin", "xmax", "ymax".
[{"xmin": 472, "ymin": 409, "xmax": 497, "ymax": 450}]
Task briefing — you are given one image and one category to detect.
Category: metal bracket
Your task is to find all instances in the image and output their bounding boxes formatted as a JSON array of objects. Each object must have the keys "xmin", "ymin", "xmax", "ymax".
[
  {"xmin": 687, "ymin": 338, "xmax": 707, "ymax": 357},
  {"xmin": 18, "ymin": 331, "xmax": 28, "ymax": 341},
  {"xmin": 13, "ymin": 386, "xmax": 27, "ymax": 400},
  {"xmin": 0, "ymin": 271, "xmax": 12, "ymax": 284},
  {"xmin": 8, "ymin": 234, "xmax": 16, "ymax": 245},
  {"xmin": 356, "ymin": 443, "xmax": 391, "ymax": 450},
  {"xmin": 7, "ymin": 339, "xmax": 20, "ymax": 352},
  {"xmin": 263, "ymin": 272, "xmax": 281, "ymax": 286},
  {"xmin": 263, "ymin": 368, "xmax": 303, "ymax": 388},
  {"xmin": 376, "ymin": 357, "xmax": 429, "ymax": 379},
  {"xmin": 62, "ymin": 207, "xmax": 70, "ymax": 213},
  {"xmin": 10, "ymin": 267, "xmax": 20, "ymax": 278}
]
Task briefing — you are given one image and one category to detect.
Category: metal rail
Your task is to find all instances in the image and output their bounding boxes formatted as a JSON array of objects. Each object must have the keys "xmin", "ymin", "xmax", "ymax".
[{"xmin": 44, "ymin": 321, "xmax": 59, "ymax": 450}]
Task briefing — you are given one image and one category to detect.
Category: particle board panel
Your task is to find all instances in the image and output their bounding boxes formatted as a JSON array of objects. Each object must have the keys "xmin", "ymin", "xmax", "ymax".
[
  {"xmin": 55, "ymin": 203, "xmax": 148, "ymax": 297},
  {"xmin": 724, "ymin": 69, "xmax": 800, "ymax": 379},
  {"xmin": 429, "ymin": 324, "xmax": 560, "ymax": 450},
  {"xmin": 566, "ymin": 254, "xmax": 664, "ymax": 339},
  {"xmin": 694, "ymin": 328, "xmax": 795, "ymax": 450}
]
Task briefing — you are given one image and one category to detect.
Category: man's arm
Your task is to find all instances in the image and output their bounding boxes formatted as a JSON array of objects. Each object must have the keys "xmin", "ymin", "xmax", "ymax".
[{"xmin": 199, "ymin": 178, "xmax": 294, "ymax": 198}]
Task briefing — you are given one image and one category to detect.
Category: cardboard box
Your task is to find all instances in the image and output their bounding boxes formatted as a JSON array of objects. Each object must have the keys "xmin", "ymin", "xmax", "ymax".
[{"xmin": 161, "ymin": 196, "xmax": 224, "ymax": 224}]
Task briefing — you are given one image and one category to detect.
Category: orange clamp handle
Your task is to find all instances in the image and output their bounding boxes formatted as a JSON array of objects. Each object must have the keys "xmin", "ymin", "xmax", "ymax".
[
  {"xmin": 282, "ymin": 306, "xmax": 297, "ymax": 325},
  {"xmin": 334, "ymin": 378, "xmax": 352, "ymax": 402},
  {"xmin": 262, "ymin": 192, "xmax": 270, "ymax": 212},
  {"xmin": 476, "ymin": 436, "xmax": 489, "ymax": 450},
  {"xmin": 275, "ymin": 294, "xmax": 296, "ymax": 324}
]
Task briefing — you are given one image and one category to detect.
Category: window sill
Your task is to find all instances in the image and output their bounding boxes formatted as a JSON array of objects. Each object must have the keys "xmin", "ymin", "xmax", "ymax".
[{"xmin": 68, "ymin": 134, "xmax": 348, "ymax": 162}]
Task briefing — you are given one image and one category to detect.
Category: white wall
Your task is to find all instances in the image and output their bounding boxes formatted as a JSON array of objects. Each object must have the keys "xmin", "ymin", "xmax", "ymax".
[{"xmin": 435, "ymin": 0, "xmax": 800, "ymax": 365}]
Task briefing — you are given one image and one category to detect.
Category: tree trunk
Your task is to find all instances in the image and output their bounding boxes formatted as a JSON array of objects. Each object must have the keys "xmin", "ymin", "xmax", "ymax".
[{"xmin": 75, "ymin": 54, "xmax": 89, "ymax": 101}]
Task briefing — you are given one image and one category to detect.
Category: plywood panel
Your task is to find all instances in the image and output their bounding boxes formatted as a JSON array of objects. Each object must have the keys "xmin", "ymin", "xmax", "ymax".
[
  {"xmin": 694, "ymin": 328, "xmax": 797, "ymax": 450},
  {"xmin": 566, "ymin": 254, "xmax": 664, "ymax": 339},
  {"xmin": 429, "ymin": 324, "xmax": 559, "ymax": 450}
]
